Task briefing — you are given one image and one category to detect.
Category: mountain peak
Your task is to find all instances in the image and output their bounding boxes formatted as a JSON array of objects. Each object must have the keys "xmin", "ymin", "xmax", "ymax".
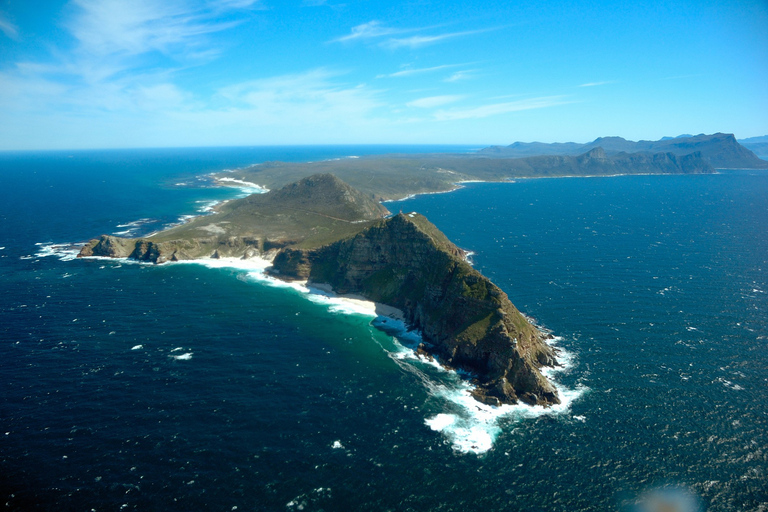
[{"xmin": 256, "ymin": 173, "xmax": 390, "ymax": 222}]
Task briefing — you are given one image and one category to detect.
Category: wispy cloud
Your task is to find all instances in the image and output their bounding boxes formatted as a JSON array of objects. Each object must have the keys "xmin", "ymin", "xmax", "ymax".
[
  {"xmin": 216, "ymin": 68, "xmax": 383, "ymax": 122},
  {"xmin": 0, "ymin": 0, "xmax": 263, "ymax": 116},
  {"xmin": 332, "ymin": 21, "xmax": 404, "ymax": 43},
  {"xmin": 407, "ymin": 95, "xmax": 464, "ymax": 108},
  {"xmin": 444, "ymin": 70, "xmax": 476, "ymax": 82},
  {"xmin": 67, "ymin": 0, "xmax": 252, "ymax": 59},
  {"xmin": 383, "ymin": 28, "xmax": 491, "ymax": 49},
  {"xmin": 332, "ymin": 21, "xmax": 495, "ymax": 49},
  {"xmin": 434, "ymin": 96, "xmax": 569, "ymax": 121},
  {"xmin": 377, "ymin": 63, "xmax": 463, "ymax": 79},
  {"xmin": 0, "ymin": 13, "xmax": 19, "ymax": 39},
  {"xmin": 578, "ymin": 80, "xmax": 617, "ymax": 87}
]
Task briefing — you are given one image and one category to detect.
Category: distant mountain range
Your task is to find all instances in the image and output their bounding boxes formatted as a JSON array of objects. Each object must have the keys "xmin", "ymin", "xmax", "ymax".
[
  {"xmin": 480, "ymin": 133, "xmax": 768, "ymax": 169},
  {"xmin": 738, "ymin": 135, "xmax": 768, "ymax": 159}
]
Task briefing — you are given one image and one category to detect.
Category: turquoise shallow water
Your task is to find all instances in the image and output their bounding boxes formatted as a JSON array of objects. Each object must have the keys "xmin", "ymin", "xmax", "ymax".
[{"xmin": 1, "ymin": 149, "xmax": 767, "ymax": 511}]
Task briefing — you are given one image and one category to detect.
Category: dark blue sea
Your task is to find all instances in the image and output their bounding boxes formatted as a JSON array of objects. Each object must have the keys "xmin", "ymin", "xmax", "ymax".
[{"xmin": 1, "ymin": 147, "xmax": 766, "ymax": 511}]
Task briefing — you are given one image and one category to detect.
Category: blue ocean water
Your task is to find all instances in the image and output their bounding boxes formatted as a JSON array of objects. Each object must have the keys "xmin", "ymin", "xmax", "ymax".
[{"xmin": 1, "ymin": 148, "xmax": 767, "ymax": 511}]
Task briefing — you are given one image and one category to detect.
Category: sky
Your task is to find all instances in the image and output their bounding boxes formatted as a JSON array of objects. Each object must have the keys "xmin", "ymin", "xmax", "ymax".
[{"xmin": 0, "ymin": 0, "xmax": 766, "ymax": 150}]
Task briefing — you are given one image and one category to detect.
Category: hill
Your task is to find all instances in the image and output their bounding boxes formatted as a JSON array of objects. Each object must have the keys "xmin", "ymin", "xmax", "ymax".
[
  {"xmin": 78, "ymin": 174, "xmax": 561, "ymax": 406},
  {"xmin": 219, "ymin": 147, "xmax": 714, "ymax": 202},
  {"xmin": 480, "ymin": 133, "xmax": 768, "ymax": 169}
]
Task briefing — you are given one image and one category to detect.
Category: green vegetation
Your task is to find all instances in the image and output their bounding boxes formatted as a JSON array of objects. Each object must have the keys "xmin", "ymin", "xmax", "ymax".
[
  {"xmin": 221, "ymin": 146, "xmax": 716, "ymax": 201},
  {"xmin": 79, "ymin": 174, "xmax": 560, "ymax": 405}
]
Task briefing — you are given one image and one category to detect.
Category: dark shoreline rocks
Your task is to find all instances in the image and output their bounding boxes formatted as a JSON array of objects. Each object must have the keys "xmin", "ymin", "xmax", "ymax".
[
  {"xmin": 78, "ymin": 176, "xmax": 562, "ymax": 407},
  {"xmin": 269, "ymin": 213, "xmax": 560, "ymax": 406}
]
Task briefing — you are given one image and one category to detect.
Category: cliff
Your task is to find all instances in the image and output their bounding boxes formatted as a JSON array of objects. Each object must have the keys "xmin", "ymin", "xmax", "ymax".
[
  {"xmin": 271, "ymin": 213, "xmax": 560, "ymax": 406},
  {"xmin": 78, "ymin": 174, "xmax": 561, "ymax": 407}
]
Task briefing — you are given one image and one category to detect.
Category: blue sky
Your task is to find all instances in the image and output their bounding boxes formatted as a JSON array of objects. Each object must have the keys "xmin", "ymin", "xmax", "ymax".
[{"xmin": 0, "ymin": 0, "xmax": 766, "ymax": 149}]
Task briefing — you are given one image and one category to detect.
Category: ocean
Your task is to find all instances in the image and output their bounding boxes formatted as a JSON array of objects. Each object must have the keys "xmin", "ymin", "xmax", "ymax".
[{"xmin": 1, "ymin": 147, "xmax": 766, "ymax": 511}]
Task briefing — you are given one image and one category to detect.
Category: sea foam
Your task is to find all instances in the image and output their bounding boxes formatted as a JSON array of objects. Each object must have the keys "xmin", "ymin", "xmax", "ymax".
[
  {"xmin": 34, "ymin": 242, "xmax": 81, "ymax": 261},
  {"xmin": 46, "ymin": 250, "xmax": 585, "ymax": 455},
  {"xmin": 215, "ymin": 177, "xmax": 269, "ymax": 196}
]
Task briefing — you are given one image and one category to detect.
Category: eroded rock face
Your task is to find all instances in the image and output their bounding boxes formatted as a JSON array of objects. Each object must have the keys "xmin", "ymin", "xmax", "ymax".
[
  {"xmin": 272, "ymin": 213, "xmax": 560, "ymax": 406},
  {"xmin": 78, "ymin": 235, "xmax": 263, "ymax": 263},
  {"xmin": 77, "ymin": 176, "xmax": 561, "ymax": 407}
]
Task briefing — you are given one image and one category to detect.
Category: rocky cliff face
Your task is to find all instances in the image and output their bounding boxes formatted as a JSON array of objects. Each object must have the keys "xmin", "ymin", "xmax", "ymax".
[
  {"xmin": 272, "ymin": 213, "xmax": 560, "ymax": 406},
  {"xmin": 78, "ymin": 175, "xmax": 561, "ymax": 407},
  {"xmin": 78, "ymin": 235, "xmax": 265, "ymax": 263}
]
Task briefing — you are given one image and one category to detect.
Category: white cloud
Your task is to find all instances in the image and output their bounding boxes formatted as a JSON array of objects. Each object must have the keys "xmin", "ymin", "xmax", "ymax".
[
  {"xmin": 216, "ymin": 69, "xmax": 384, "ymax": 124},
  {"xmin": 444, "ymin": 70, "xmax": 475, "ymax": 82},
  {"xmin": 578, "ymin": 80, "xmax": 617, "ymax": 87},
  {"xmin": 332, "ymin": 20, "xmax": 486, "ymax": 49},
  {"xmin": 332, "ymin": 21, "xmax": 402, "ymax": 43},
  {"xmin": 0, "ymin": 14, "xmax": 18, "ymax": 39},
  {"xmin": 407, "ymin": 95, "xmax": 464, "ymax": 108},
  {"xmin": 377, "ymin": 63, "xmax": 463, "ymax": 79},
  {"xmin": 434, "ymin": 96, "xmax": 569, "ymax": 121},
  {"xmin": 132, "ymin": 83, "xmax": 193, "ymax": 110},
  {"xmin": 382, "ymin": 27, "xmax": 496, "ymax": 49},
  {"xmin": 67, "ymin": 0, "xmax": 244, "ymax": 58},
  {"xmin": 0, "ymin": 0, "xmax": 264, "ymax": 112}
]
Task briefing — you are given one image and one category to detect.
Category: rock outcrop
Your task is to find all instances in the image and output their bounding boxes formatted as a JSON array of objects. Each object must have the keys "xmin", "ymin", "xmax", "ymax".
[
  {"xmin": 272, "ymin": 213, "xmax": 560, "ymax": 406},
  {"xmin": 78, "ymin": 174, "xmax": 561, "ymax": 406}
]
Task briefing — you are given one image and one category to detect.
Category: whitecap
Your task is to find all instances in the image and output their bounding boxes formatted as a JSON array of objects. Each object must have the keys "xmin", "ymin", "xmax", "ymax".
[
  {"xmin": 421, "ymin": 372, "xmax": 588, "ymax": 455},
  {"xmin": 69, "ymin": 252, "xmax": 583, "ymax": 455},
  {"xmin": 115, "ymin": 218, "xmax": 152, "ymax": 228},
  {"xmin": 215, "ymin": 177, "xmax": 269, "ymax": 196},
  {"xmin": 195, "ymin": 199, "xmax": 222, "ymax": 213},
  {"xmin": 33, "ymin": 242, "xmax": 80, "ymax": 261},
  {"xmin": 131, "ymin": 345, "xmax": 143, "ymax": 350}
]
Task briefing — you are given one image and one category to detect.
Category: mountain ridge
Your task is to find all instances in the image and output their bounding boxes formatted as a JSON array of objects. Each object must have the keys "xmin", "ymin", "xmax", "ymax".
[
  {"xmin": 78, "ymin": 174, "xmax": 561, "ymax": 407},
  {"xmin": 480, "ymin": 133, "xmax": 768, "ymax": 169}
]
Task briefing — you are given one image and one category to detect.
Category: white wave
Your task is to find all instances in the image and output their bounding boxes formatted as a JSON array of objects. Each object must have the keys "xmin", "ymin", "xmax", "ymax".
[
  {"xmin": 331, "ymin": 440, "xmax": 344, "ymax": 449},
  {"xmin": 0, "ymin": 247, "xmax": 5, "ymax": 250},
  {"xmin": 424, "ymin": 377, "xmax": 588, "ymax": 455},
  {"xmin": 178, "ymin": 256, "xmax": 585, "ymax": 456},
  {"xmin": 65, "ymin": 249, "xmax": 583, "ymax": 455},
  {"xmin": 717, "ymin": 377, "xmax": 744, "ymax": 391},
  {"xmin": 34, "ymin": 242, "xmax": 80, "ymax": 261},
  {"xmin": 131, "ymin": 345, "xmax": 143, "ymax": 350},
  {"xmin": 115, "ymin": 218, "xmax": 152, "ymax": 228},
  {"xmin": 195, "ymin": 200, "xmax": 222, "ymax": 213},
  {"xmin": 215, "ymin": 177, "xmax": 269, "ymax": 196},
  {"xmin": 372, "ymin": 314, "xmax": 585, "ymax": 455}
]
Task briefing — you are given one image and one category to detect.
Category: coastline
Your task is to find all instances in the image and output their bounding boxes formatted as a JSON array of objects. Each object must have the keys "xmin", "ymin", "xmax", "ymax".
[{"xmin": 34, "ymin": 183, "xmax": 584, "ymax": 455}]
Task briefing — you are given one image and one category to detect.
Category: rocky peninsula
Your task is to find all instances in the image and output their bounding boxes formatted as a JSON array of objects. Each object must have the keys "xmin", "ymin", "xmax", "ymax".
[{"xmin": 79, "ymin": 174, "xmax": 560, "ymax": 406}]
